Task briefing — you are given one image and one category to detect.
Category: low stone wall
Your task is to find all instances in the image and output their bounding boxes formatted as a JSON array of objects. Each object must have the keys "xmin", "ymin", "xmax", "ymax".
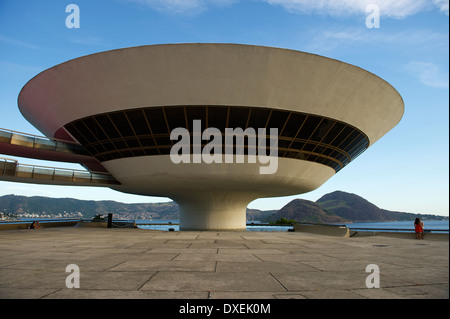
[
  {"xmin": 351, "ymin": 231, "xmax": 449, "ymax": 241},
  {"xmin": 75, "ymin": 221, "xmax": 137, "ymax": 228},
  {"xmin": 293, "ymin": 223, "xmax": 448, "ymax": 241},
  {"xmin": 75, "ymin": 221, "xmax": 108, "ymax": 228},
  {"xmin": 294, "ymin": 223, "xmax": 350, "ymax": 237},
  {"xmin": 0, "ymin": 221, "xmax": 79, "ymax": 231}
]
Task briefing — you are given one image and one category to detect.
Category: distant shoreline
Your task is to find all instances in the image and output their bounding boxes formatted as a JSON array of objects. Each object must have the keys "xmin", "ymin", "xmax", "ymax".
[{"xmin": 2, "ymin": 218, "xmax": 447, "ymax": 233}]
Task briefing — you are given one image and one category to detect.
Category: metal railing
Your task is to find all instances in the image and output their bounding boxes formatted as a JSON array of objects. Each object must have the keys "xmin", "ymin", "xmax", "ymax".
[
  {"xmin": 295, "ymin": 222, "xmax": 448, "ymax": 233},
  {"xmin": 0, "ymin": 157, "xmax": 119, "ymax": 185},
  {"xmin": 0, "ymin": 127, "xmax": 88, "ymax": 155},
  {"xmin": 347, "ymin": 227, "xmax": 448, "ymax": 233}
]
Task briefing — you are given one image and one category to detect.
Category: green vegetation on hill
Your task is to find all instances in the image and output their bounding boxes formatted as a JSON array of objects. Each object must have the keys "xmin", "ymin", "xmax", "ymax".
[
  {"xmin": 269, "ymin": 217, "xmax": 297, "ymax": 225},
  {"xmin": 266, "ymin": 198, "xmax": 349, "ymax": 224}
]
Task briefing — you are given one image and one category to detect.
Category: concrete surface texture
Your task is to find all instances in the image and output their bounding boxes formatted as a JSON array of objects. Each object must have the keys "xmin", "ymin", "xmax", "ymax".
[{"xmin": 0, "ymin": 227, "xmax": 447, "ymax": 299}]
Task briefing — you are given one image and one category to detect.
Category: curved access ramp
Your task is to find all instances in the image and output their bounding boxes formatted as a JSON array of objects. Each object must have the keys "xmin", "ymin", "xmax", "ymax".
[
  {"xmin": 0, "ymin": 157, "xmax": 119, "ymax": 186},
  {"xmin": 0, "ymin": 128, "xmax": 107, "ymax": 173}
]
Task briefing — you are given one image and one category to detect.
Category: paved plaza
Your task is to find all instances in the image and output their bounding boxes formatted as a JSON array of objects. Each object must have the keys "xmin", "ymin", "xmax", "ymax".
[{"xmin": 0, "ymin": 227, "xmax": 448, "ymax": 299}]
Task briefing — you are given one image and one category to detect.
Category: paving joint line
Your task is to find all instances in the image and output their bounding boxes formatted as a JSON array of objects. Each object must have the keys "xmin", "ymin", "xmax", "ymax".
[
  {"xmin": 137, "ymin": 271, "xmax": 159, "ymax": 291},
  {"xmin": 269, "ymin": 272, "xmax": 288, "ymax": 291}
]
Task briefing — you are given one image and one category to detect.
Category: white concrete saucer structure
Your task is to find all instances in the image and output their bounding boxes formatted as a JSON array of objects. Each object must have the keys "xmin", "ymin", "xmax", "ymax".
[{"xmin": 16, "ymin": 43, "xmax": 404, "ymax": 230}]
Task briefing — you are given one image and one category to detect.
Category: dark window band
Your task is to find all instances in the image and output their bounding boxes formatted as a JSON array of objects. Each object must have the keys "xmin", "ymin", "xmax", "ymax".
[{"xmin": 65, "ymin": 105, "xmax": 369, "ymax": 172}]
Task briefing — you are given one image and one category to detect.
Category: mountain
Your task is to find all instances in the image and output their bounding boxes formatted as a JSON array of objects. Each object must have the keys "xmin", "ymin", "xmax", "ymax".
[
  {"xmin": 0, "ymin": 191, "xmax": 446, "ymax": 222},
  {"xmin": 263, "ymin": 191, "xmax": 446, "ymax": 223},
  {"xmin": 266, "ymin": 199, "xmax": 349, "ymax": 224},
  {"xmin": 316, "ymin": 191, "xmax": 444, "ymax": 222},
  {"xmin": 246, "ymin": 208, "xmax": 278, "ymax": 222}
]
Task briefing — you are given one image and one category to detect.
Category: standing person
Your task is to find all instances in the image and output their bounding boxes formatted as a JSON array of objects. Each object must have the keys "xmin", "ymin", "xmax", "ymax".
[
  {"xmin": 414, "ymin": 218, "xmax": 423, "ymax": 239},
  {"xmin": 420, "ymin": 218, "xmax": 424, "ymax": 239}
]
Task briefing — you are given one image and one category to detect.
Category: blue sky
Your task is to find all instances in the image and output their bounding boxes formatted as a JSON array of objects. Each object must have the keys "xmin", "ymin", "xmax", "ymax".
[{"xmin": 0, "ymin": 0, "xmax": 448, "ymax": 216}]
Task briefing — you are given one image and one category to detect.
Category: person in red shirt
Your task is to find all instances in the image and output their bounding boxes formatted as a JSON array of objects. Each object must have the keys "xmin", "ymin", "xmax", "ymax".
[{"xmin": 414, "ymin": 218, "xmax": 423, "ymax": 239}]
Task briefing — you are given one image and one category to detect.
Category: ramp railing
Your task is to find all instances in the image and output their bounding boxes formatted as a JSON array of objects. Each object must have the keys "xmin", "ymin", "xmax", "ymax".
[{"xmin": 0, "ymin": 157, "xmax": 119, "ymax": 185}]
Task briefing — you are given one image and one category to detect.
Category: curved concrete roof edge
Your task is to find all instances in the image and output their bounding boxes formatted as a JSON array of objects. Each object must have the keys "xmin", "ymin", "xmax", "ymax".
[{"xmin": 17, "ymin": 43, "xmax": 404, "ymax": 145}]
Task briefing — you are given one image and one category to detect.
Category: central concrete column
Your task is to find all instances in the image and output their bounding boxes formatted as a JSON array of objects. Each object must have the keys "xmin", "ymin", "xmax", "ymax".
[{"xmin": 173, "ymin": 192, "xmax": 255, "ymax": 231}]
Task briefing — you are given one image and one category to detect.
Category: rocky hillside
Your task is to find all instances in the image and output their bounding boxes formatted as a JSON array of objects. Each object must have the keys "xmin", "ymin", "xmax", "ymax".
[
  {"xmin": 266, "ymin": 199, "xmax": 349, "ymax": 224},
  {"xmin": 316, "ymin": 191, "xmax": 442, "ymax": 222}
]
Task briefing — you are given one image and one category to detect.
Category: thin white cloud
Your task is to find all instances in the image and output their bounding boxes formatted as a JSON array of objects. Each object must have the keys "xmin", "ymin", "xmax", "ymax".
[
  {"xmin": 262, "ymin": 0, "xmax": 449, "ymax": 18},
  {"xmin": 405, "ymin": 61, "xmax": 449, "ymax": 88},
  {"xmin": 125, "ymin": 0, "xmax": 449, "ymax": 16},
  {"xmin": 302, "ymin": 27, "xmax": 449, "ymax": 54},
  {"xmin": 0, "ymin": 61, "xmax": 43, "ymax": 75},
  {"xmin": 69, "ymin": 36, "xmax": 107, "ymax": 46},
  {"xmin": 0, "ymin": 34, "xmax": 41, "ymax": 50},
  {"xmin": 127, "ymin": 0, "xmax": 237, "ymax": 14},
  {"xmin": 433, "ymin": 0, "xmax": 449, "ymax": 15},
  {"xmin": 133, "ymin": 0, "xmax": 205, "ymax": 14}
]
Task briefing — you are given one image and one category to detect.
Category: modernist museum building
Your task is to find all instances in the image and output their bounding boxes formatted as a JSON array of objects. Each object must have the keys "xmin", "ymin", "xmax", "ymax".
[{"xmin": 0, "ymin": 44, "xmax": 404, "ymax": 230}]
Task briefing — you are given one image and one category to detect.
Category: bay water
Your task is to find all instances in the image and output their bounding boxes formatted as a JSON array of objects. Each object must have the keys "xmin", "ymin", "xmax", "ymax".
[{"xmin": 135, "ymin": 219, "xmax": 449, "ymax": 232}]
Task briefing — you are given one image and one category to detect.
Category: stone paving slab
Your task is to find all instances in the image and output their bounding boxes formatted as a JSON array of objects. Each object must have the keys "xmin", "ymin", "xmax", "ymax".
[
  {"xmin": 0, "ymin": 227, "xmax": 448, "ymax": 300},
  {"xmin": 139, "ymin": 271, "xmax": 287, "ymax": 292}
]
